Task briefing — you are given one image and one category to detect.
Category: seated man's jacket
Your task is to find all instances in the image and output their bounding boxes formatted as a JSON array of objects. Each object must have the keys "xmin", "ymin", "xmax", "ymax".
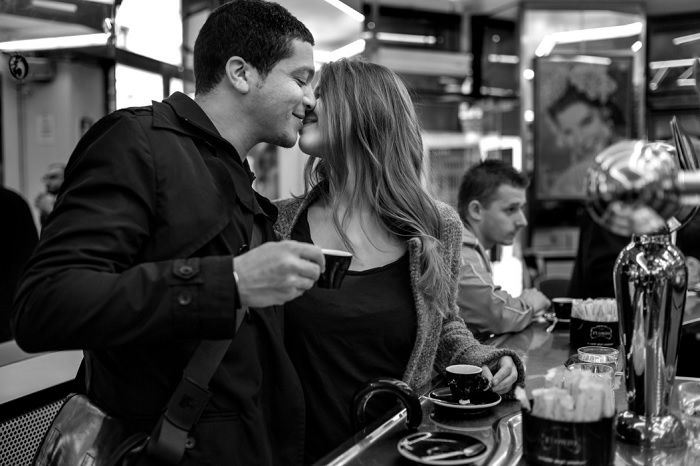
[{"xmin": 457, "ymin": 226, "xmax": 533, "ymax": 336}]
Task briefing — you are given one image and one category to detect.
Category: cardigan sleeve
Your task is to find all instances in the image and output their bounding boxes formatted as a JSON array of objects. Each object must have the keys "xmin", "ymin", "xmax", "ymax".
[{"xmin": 433, "ymin": 203, "xmax": 526, "ymax": 394}]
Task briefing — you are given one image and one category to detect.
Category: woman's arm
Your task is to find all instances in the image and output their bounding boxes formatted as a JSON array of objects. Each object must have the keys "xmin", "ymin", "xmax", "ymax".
[{"xmin": 434, "ymin": 202, "xmax": 526, "ymax": 395}]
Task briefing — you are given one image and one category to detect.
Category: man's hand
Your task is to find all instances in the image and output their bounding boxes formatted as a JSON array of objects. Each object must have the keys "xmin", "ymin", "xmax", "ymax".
[
  {"xmin": 482, "ymin": 356, "xmax": 518, "ymax": 394},
  {"xmin": 519, "ymin": 288, "xmax": 550, "ymax": 313},
  {"xmin": 233, "ymin": 240, "xmax": 325, "ymax": 308}
]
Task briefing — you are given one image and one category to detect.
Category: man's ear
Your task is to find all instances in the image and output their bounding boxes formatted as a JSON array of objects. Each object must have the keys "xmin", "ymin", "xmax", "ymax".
[
  {"xmin": 225, "ymin": 56, "xmax": 250, "ymax": 93},
  {"xmin": 467, "ymin": 199, "xmax": 483, "ymax": 222}
]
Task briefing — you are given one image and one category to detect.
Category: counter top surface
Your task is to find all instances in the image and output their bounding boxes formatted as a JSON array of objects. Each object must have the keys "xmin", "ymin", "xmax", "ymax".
[{"xmin": 321, "ymin": 294, "xmax": 700, "ymax": 465}]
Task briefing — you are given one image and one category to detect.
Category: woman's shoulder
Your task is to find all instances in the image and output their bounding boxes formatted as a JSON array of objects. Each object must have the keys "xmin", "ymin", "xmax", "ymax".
[{"xmin": 433, "ymin": 200, "xmax": 462, "ymax": 239}]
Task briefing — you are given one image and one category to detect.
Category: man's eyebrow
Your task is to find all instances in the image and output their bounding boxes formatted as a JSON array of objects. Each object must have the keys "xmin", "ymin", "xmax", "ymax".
[{"xmin": 293, "ymin": 66, "xmax": 315, "ymax": 80}]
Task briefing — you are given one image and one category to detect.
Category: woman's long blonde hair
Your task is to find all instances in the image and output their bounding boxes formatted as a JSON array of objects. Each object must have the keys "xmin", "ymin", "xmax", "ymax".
[{"xmin": 302, "ymin": 58, "xmax": 450, "ymax": 313}]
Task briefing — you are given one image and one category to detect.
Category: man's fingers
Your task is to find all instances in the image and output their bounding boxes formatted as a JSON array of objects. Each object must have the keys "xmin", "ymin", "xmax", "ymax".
[
  {"xmin": 287, "ymin": 241, "xmax": 325, "ymax": 272},
  {"xmin": 292, "ymin": 256, "xmax": 323, "ymax": 281}
]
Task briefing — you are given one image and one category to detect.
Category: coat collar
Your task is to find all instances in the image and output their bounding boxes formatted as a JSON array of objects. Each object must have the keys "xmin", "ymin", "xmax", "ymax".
[{"xmin": 154, "ymin": 92, "xmax": 276, "ymax": 219}]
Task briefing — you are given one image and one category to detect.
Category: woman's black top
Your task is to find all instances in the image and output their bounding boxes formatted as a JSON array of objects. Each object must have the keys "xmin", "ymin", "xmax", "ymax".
[{"xmin": 285, "ymin": 208, "xmax": 416, "ymax": 464}]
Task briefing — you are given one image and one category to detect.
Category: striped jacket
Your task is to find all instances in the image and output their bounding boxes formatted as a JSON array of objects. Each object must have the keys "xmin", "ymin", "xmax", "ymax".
[{"xmin": 458, "ymin": 226, "xmax": 533, "ymax": 336}]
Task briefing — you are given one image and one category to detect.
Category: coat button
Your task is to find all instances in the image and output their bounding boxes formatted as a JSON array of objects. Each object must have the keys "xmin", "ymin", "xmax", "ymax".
[
  {"xmin": 184, "ymin": 436, "xmax": 196, "ymax": 449},
  {"xmin": 178, "ymin": 292, "xmax": 192, "ymax": 306},
  {"xmin": 179, "ymin": 265, "xmax": 194, "ymax": 276}
]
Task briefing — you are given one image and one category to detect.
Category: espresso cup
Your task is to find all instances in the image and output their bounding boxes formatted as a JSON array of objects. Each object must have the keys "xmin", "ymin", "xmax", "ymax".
[
  {"xmin": 317, "ymin": 248, "xmax": 353, "ymax": 289},
  {"xmin": 445, "ymin": 364, "xmax": 489, "ymax": 402},
  {"xmin": 551, "ymin": 297, "xmax": 574, "ymax": 320}
]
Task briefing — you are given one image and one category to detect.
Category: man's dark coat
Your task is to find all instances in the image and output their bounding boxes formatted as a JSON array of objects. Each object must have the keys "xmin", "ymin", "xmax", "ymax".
[{"xmin": 12, "ymin": 93, "xmax": 305, "ymax": 465}]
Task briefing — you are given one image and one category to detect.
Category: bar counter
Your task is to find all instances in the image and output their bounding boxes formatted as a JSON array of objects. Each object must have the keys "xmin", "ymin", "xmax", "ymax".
[{"xmin": 320, "ymin": 294, "xmax": 700, "ymax": 465}]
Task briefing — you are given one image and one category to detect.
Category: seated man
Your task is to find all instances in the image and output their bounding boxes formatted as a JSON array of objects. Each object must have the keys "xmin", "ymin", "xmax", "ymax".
[{"xmin": 457, "ymin": 160, "xmax": 550, "ymax": 336}]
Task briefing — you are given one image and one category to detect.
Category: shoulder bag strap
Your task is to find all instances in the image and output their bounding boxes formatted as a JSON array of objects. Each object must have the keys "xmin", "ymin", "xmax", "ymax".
[{"xmin": 146, "ymin": 223, "xmax": 264, "ymax": 464}]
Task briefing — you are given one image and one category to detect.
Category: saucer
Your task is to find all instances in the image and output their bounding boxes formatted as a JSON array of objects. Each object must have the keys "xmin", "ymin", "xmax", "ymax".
[
  {"xmin": 428, "ymin": 387, "xmax": 501, "ymax": 411},
  {"xmin": 397, "ymin": 431, "xmax": 489, "ymax": 465}
]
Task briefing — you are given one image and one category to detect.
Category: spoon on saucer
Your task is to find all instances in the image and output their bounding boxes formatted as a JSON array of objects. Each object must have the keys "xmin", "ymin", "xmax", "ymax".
[{"xmin": 422, "ymin": 443, "xmax": 486, "ymax": 461}]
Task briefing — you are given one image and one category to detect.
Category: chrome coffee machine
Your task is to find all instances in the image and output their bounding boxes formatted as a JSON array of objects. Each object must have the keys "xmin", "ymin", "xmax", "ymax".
[{"xmin": 587, "ymin": 133, "xmax": 700, "ymax": 448}]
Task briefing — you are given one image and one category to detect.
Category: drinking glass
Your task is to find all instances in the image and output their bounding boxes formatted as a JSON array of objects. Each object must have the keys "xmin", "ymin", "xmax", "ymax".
[{"xmin": 568, "ymin": 362, "xmax": 614, "ymax": 388}]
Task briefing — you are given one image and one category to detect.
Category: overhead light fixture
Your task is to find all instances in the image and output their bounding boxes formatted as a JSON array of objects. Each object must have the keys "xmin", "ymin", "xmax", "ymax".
[
  {"xmin": 677, "ymin": 78, "xmax": 697, "ymax": 87},
  {"xmin": 548, "ymin": 55, "xmax": 612, "ymax": 66},
  {"xmin": 31, "ymin": 0, "xmax": 78, "ymax": 13},
  {"xmin": 649, "ymin": 68, "xmax": 668, "ymax": 91},
  {"xmin": 649, "ymin": 58, "xmax": 695, "ymax": 70},
  {"xmin": 320, "ymin": 0, "xmax": 364, "ymax": 22},
  {"xmin": 362, "ymin": 31, "xmax": 437, "ymax": 45},
  {"xmin": 0, "ymin": 33, "xmax": 110, "ymax": 52},
  {"xmin": 487, "ymin": 54, "xmax": 519, "ymax": 64},
  {"xmin": 631, "ymin": 41, "xmax": 643, "ymax": 52},
  {"xmin": 535, "ymin": 22, "xmax": 643, "ymax": 57},
  {"xmin": 672, "ymin": 32, "xmax": 700, "ymax": 46},
  {"xmin": 315, "ymin": 39, "xmax": 366, "ymax": 66}
]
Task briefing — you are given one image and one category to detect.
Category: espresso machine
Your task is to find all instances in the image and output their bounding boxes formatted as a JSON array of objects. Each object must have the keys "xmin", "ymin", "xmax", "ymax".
[{"xmin": 587, "ymin": 130, "xmax": 700, "ymax": 448}]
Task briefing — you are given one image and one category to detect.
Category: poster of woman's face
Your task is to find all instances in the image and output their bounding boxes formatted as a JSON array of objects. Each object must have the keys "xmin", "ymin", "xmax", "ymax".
[{"xmin": 534, "ymin": 56, "xmax": 633, "ymax": 200}]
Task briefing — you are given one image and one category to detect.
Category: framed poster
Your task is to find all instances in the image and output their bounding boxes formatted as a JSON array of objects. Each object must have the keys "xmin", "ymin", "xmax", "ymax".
[{"xmin": 534, "ymin": 55, "xmax": 633, "ymax": 200}]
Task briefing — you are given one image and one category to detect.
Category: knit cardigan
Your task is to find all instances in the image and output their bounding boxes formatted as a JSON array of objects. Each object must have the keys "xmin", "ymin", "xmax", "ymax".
[{"xmin": 274, "ymin": 188, "xmax": 525, "ymax": 393}]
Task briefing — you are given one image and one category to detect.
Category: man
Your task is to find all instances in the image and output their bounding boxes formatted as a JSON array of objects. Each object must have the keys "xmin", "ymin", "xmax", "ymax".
[
  {"xmin": 34, "ymin": 162, "xmax": 65, "ymax": 226},
  {"xmin": 12, "ymin": 1, "xmax": 324, "ymax": 464},
  {"xmin": 456, "ymin": 160, "xmax": 550, "ymax": 336},
  {"xmin": 0, "ymin": 187, "xmax": 37, "ymax": 342}
]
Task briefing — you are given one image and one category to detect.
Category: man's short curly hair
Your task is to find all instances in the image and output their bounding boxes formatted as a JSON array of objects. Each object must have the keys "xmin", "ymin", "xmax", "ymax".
[{"xmin": 194, "ymin": 0, "xmax": 314, "ymax": 95}]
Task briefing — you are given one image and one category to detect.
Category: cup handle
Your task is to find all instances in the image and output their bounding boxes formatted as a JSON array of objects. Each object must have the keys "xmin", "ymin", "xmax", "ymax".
[{"xmin": 352, "ymin": 377, "xmax": 422, "ymax": 432}]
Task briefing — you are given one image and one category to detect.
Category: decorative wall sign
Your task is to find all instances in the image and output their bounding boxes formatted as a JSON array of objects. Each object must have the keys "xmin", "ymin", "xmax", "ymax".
[
  {"xmin": 533, "ymin": 55, "xmax": 633, "ymax": 200},
  {"xmin": 8, "ymin": 54, "xmax": 29, "ymax": 81}
]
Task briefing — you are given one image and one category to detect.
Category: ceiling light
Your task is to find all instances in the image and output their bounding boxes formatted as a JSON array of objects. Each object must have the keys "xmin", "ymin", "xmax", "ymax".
[
  {"xmin": 649, "ymin": 58, "xmax": 695, "ymax": 70},
  {"xmin": 0, "ymin": 33, "xmax": 110, "ymax": 52},
  {"xmin": 631, "ymin": 41, "xmax": 643, "ymax": 52},
  {"xmin": 535, "ymin": 22, "xmax": 643, "ymax": 57},
  {"xmin": 672, "ymin": 32, "xmax": 700, "ymax": 46},
  {"xmin": 649, "ymin": 68, "xmax": 667, "ymax": 91},
  {"xmin": 487, "ymin": 54, "xmax": 519, "ymax": 64},
  {"xmin": 31, "ymin": 0, "xmax": 78, "ymax": 13},
  {"xmin": 547, "ymin": 55, "xmax": 612, "ymax": 66},
  {"xmin": 315, "ymin": 39, "xmax": 366, "ymax": 66},
  {"xmin": 363, "ymin": 31, "xmax": 437, "ymax": 45},
  {"xmin": 320, "ymin": 0, "xmax": 364, "ymax": 22}
]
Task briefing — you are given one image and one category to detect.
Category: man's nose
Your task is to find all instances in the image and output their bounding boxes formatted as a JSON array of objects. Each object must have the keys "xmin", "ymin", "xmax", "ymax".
[
  {"xmin": 516, "ymin": 210, "xmax": 528, "ymax": 228},
  {"xmin": 303, "ymin": 86, "xmax": 316, "ymax": 110}
]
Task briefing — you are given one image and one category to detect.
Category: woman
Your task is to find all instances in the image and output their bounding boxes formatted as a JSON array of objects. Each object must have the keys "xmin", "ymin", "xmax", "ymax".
[
  {"xmin": 546, "ymin": 86, "xmax": 625, "ymax": 198},
  {"xmin": 274, "ymin": 58, "xmax": 525, "ymax": 463}
]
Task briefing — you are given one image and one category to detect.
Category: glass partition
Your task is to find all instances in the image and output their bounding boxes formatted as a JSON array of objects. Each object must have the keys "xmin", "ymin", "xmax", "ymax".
[
  {"xmin": 520, "ymin": 2, "xmax": 646, "ymax": 269},
  {"xmin": 520, "ymin": 2, "xmax": 646, "ymax": 202}
]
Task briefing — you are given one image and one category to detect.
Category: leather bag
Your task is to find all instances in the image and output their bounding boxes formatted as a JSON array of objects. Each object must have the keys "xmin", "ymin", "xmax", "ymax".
[
  {"xmin": 32, "ymin": 225, "xmax": 262, "ymax": 466},
  {"xmin": 33, "ymin": 393, "xmax": 148, "ymax": 466}
]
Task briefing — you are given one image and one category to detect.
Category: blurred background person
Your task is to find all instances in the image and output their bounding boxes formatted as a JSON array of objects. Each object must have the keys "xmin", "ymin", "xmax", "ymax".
[
  {"xmin": 34, "ymin": 162, "xmax": 65, "ymax": 227},
  {"xmin": 457, "ymin": 160, "xmax": 550, "ymax": 337},
  {"xmin": 247, "ymin": 142, "xmax": 280, "ymax": 200},
  {"xmin": 274, "ymin": 59, "xmax": 523, "ymax": 464},
  {"xmin": 0, "ymin": 186, "xmax": 38, "ymax": 342}
]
